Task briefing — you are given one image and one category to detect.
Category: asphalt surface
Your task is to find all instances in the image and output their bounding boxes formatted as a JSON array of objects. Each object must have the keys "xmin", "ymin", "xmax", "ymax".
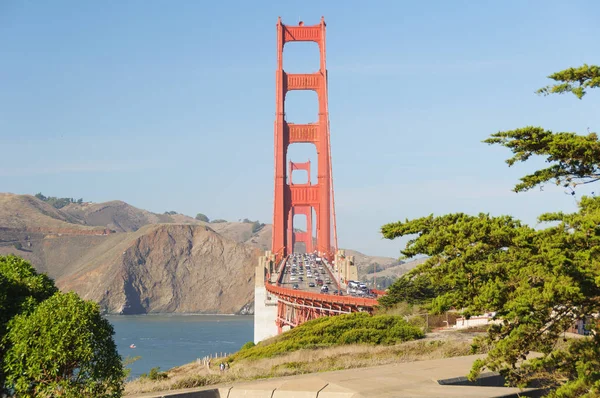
[{"xmin": 279, "ymin": 254, "xmax": 341, "ymax": 295}]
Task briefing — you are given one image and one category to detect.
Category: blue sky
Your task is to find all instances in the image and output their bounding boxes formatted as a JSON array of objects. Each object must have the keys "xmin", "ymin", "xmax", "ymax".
[{"xmin": 1, "ymin": 1, "xmax": 599, "ymax": 258}]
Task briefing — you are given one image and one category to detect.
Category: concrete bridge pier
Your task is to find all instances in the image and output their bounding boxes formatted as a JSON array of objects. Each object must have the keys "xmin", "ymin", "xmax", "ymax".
[
  {"xmin": 253, "ymin": 251, "xmax": 278, "ymax": 343},
  {"xmin": 335, "ymin": 250, "xmax": 357, "ymax": 287}
]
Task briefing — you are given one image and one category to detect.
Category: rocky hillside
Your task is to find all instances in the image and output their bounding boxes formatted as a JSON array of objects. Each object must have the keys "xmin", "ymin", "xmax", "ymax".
[
  {"xmin": 0, "ymin": 193, "xmax": 262, "ymax": 314},
  {"xmin": 0, "ymin": 192, "xmax": 404, "ymax": 314},
  {"xmin": 58, "ymin": 224, "xmax": 258, "ymax": 314}
]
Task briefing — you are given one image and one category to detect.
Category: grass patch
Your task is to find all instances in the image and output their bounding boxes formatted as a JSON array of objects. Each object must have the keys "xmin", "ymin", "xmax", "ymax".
[
  {"xmin": 125, "ymin": 337, "xmax": 479, "ymax": 396},
  {"xmin": 124, "ymin": 315, "xmax": 489, "ymax": 396},
  {"xmin": 229, "ymin": 313, "xmax": 424, "ymax": 362}
]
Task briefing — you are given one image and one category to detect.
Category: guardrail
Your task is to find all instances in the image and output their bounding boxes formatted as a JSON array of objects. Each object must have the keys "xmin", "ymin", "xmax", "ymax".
[{"xmin": 265, "ymin": 281, "xmax": 379, "ymax": 307}]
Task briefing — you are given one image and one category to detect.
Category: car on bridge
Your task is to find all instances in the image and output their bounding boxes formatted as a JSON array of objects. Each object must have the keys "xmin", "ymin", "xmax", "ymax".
[{"xmin": 308, "ymin": 282, "xmax": 315, "ymax": 287}]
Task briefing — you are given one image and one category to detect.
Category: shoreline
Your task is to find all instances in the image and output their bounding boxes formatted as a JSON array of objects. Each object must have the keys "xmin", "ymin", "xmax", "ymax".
[{"xmin": 105, "ymin": 313, "xmax": 254, "ymax": 317}]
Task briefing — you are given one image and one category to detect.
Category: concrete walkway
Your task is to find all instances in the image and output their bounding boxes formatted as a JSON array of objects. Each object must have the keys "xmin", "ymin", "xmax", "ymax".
[{"xmin": 128, "ymin": 354, "xmax": 542, "ymax": 398}]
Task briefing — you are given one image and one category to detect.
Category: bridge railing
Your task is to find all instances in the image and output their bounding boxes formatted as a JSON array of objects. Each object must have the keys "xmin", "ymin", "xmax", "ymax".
[{"xmin": 266, "ymin": 280, "xmax": 379, "ymax": 307}]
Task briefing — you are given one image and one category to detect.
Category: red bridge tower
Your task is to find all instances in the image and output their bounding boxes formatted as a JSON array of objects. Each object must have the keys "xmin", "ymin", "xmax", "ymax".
[
  {"xmin": 272, "ymin": 17, "xmax": 337, "ymax": 261},
  {"xmin": 287, "ymin": 160, "xmax": 313, "ymax": 253}
]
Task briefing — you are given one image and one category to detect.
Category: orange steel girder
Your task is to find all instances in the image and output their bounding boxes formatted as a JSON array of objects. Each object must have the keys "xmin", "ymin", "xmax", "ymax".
[
  {"xmin": 272, "ymin": 17, "xmax": 335, "ymax": 261},
  {"xmin": 287, "ymin": 161, "xmax": 313, "ymax": 253}
]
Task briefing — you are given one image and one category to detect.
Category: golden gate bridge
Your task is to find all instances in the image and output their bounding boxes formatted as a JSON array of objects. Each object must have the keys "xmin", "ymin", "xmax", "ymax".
[{"xmin": 254, "ymin": 17, "xmax": 382, "ymax": 343}]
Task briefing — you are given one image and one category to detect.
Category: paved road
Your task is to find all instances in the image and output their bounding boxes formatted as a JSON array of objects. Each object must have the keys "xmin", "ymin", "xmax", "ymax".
[{"xmin": 279, "ymin": 255, "xmax": 341, "ymax": 295}]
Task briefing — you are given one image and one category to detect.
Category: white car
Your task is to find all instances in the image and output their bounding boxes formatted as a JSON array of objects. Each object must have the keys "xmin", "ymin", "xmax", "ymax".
[{"xmin": 290, "ymin": 276, "xmax": 296, "ymax": 281}]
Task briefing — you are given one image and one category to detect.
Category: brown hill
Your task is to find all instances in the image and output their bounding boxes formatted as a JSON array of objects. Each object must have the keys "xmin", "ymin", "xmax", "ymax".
[
  {"xmin": 342, "ymin": 249, "xmax": 401, "ymax": 274},
  {"xmin": 209, "ymin": 222, "xmax": 271, "ymax": 251},
  {"xmin": 60, "ymin": 200, "xmax": 205, "ymax": 232},
  {"xmin": 58, "ymin": 224, "xmax": 259, "ymax": 314},
  {"xmin": 0, "ymin": 193, "xmax": 101, "ymax": 232},
  {"xmin": 1, "ymin": 193, "xmax": 404, "ymax": 313},
  {"xmin": 0, "ymin": 194, "xmax": 260, "ymax": 314}
]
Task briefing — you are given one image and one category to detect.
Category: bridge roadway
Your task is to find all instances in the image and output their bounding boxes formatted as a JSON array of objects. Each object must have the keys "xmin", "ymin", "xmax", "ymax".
[
  {"xmin": 264, "ymin": 254, "xmax": 379, "ymax": 330},
  {"xmin": 278, "ymin": 254, "xmax": 341, "ymax": 295}
]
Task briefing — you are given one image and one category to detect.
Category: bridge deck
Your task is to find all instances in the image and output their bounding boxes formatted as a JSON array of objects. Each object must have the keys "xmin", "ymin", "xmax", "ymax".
[{"xmin": 267, "ymin": 255, "xmax": 379, "ymax": 309}]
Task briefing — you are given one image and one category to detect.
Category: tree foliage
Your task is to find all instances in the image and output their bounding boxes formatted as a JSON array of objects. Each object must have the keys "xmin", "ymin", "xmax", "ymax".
[
  {"xmin": 536, "ymin": 64, "xmax": 600, "ymax": 99},
  {"xmin": 251, "ymin": 220, "xmax": 265, "ymax": 234},
  {"xmin": 4, "ymin": 292, "xmax": 124, "ymax": 397},
  {"xmin": 0, "ymin": 256, "xmax": 124, "ymax": 396},
  {"xmin": 381, "ymin": 65, "xmax": 600, "ymax": 396},
  {"xmin": 0, "ymin": 256, "xmax": 59, "ymax": 392},
  {"xmin": 35, "ymin": 193, "xmax": 83, "ymax": 208},
  {"xmin": 0, "ymin": 255, "xmax": 58, "ymax": 328},
  {"xmin": 195, "ymin": 213, "xmax": 209, "ymax": 222},
  {"xmin": 485, "ymin": 64, "xmax": 600, "ymax": 193},
  {"xmin": 484, "ymin": 127, "xmax": 600, "ymax": 192},
  {"xmin": 381, "ymin": 201, "xmax": 600, "ymax": 393}
]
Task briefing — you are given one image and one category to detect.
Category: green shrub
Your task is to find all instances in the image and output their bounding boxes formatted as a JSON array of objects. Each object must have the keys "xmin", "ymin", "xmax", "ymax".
[
  {"xmin": 195, "ymin": 213, "xmax": 209, "ymax": 222},
  {"xmin": 240, "ymin": 341, "xmax": 256, "ymax": 351},
  {"xmin": 3, "ymin": 292, "xmax": 124, "ymax": 397},
  {"xmin": 147, "ymin": 367, "xmax": 168, "ymax": 381},
  {"xmin": 34, "ymin": 193, "xmax": 83, "ymax": 209},
  {"xmin": 230, "ymin": 313, "xmax": 423, "ymax": 362},
  {"xmin": 251, "ymin": 221, "xmax": 265, "ymax": 233}
]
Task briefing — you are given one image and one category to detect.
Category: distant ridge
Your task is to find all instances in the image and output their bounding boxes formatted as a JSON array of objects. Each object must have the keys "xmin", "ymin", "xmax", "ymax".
[{"xmin": 0, "ymin": 192, "xmax": 401, "ymax": 314}]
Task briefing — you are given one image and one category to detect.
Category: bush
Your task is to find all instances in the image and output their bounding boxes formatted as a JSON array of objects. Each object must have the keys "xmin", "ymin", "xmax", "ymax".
[
  {"xmin": 229, "ymin": 313, "xmax": 423, "ymax": 361},
  {"xmin": 0, "ymin": 256, "xmax": 124, "ymax": 397},
  {"xmin": 34, "ymin": 193, "xmax": 83, "ymax": 209},
  {"xmin": 240, "ymin": 341, "xmax": 256, "ymax": 351},
  {"xmin": 211, "ymin": 219, "xmax": 227, "ymax": 223},
  {"xmin": 147, "ymin": 367, "xmax": 168, "ymax": 381},
  {"xmin": 0, "ymin": 255, "xmax": 57, "ymax": 332},
  {"xmin": 251, "ymin": 221, "xmax": 265, "ymax": 233},
  {"xmin": 3, "ymin": 292, "xmax": 125, "ymax": 397},
  {"xmin": 195, "ymin": 213, "xmax": 209, "ymax": 222}
]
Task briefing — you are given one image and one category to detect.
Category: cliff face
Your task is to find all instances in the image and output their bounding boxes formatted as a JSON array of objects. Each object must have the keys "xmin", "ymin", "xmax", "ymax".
[
  {"xmin": 0, "ymin": 194, "xmax": 262, "ymax": 314},
  {"xmin": 55, "ymin": 224, "xmax": 259, "ymax": 314},
  {"xmin": 0, "ymin": 193, "xmax": 397, "ymax": 315}
]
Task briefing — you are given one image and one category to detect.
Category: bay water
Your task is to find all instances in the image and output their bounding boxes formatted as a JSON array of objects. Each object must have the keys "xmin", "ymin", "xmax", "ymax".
[{"xmin": 107, "ymin": 314, "xmax": 254, "ymax": 379}]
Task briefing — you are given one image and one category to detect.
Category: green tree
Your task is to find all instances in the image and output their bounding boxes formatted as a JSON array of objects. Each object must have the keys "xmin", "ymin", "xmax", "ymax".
[
  {"xmin": 485, "ymin": 64, "xmax": 600, "ymax": 193},
  {"xmin": 34, "ymin": 193, "xmax": 81, "ymax": 209},
  {"xmin": 195, "ymin": 213, "xmax": 209, "ymax": 222},
  {"xmin": 381, "ymin": 65, "xmax": 600, "ymax": 396},
  {"xmin": 251, "ymin": 220, "xmax": 265, "ymax": 233},
  {"xmin": 0, "ymin": 255, "xmax": 57, "ymax": 334},
  {"xmin": 0, "ymin": 256, "xmax": 58, "ymax": 393},
  {"xmin": 536, "ymin": 64, "xmax": 600, "ymax": 99},
  {"xmin": 3, "ymin": 292, "xmax": 125, "ymax": 397},
  {"xmin": 378, "ymin": 271, "xmax": 440, "ymax": 308}
]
